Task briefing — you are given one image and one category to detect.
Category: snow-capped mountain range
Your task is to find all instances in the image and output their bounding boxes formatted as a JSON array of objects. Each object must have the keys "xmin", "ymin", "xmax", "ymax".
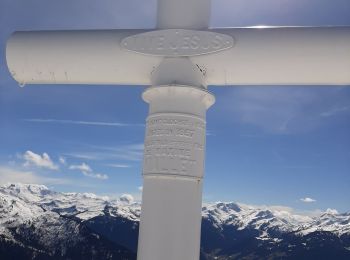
[
  {"xmin": 202, "ymin": 202, "xmax": 350, "ymax": 237},
  {"xmin": 1, "ymin": 183, "xmax": 349, "ymax": 259}
]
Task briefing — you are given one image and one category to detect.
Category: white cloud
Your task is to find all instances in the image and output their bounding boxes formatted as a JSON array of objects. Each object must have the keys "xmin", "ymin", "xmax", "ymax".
[
  {"xmin": 64, "ymin": 153, "xmax": 98, "ymax": 160},
  {"xmin": 23, "ymin": 151, "xmax": 59, "ymax": 170},
  {"xmin": 222, "ymin": 87, "xmax": 350, "ymax": 134},
  {"xmin": 320, "ymin": 106, "xmax": 350, "ymax": 117},
  {"xmin": 82, "ymin": 172, "xmax": 108, "ymax": 180},
  {"xmin": 59, "ymin": 156, "xmax": 66, "ymax": 165},
  {"xmin": 69, "ymin": 162, "xmax": 108, "ymax": 180},
  {"xmin": 0, "ymin": 166, "xmax": 69, "ymax": 185},
  {"xmin": 206, "ymin": 130, "xmax": 215, "ymax": 136},
  {"xmin": 102, "ymin": 143, "xmax": 144, "ymax": 161},
  {"xmin": 138, "ymin": 186, "xmax": 143, "ymax": 191},
  {"xmin": 69, "ymin": 163, "xmax": 92, "ymax": 173},
  {"xmin": 23, "ymin": 118, "xmax": 142, "ymax": 127},
  {"xmin": 0, "ymin": 166, "xmax": 43, "ymax": 184},
  {"xmin": 325, "ymin": 208, "xmax": 338, "ymax": 215},
  {"xmin": 106, "ymin": 164, "xmax": 131, "ymax": 168},
  {"xmin": 7, "ymin": 160, "xmax": 16, "ymax": 166},
  {"xmin": 264, "ymin": 205, "xmax": 295, "ymax": 213},
  {"xmin": 66, "ymin": 143, "xmax": 144, "ymax": 162},
  {"xmin": 120, "ymin": 194, "xmax": 134, "ymax": 204},
  {"xmin": 208, "ymin": 201, "xmax": 326, "ymax": 218},
  {"xmin": 300, "ymin": 197, "xmax": 316, "ymax": 203}
]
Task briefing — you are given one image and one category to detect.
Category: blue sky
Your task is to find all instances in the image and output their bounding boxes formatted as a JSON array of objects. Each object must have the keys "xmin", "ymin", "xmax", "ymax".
[{"xmin": 0, "ymin": 0, "xmax": 349, "ymax": 214}]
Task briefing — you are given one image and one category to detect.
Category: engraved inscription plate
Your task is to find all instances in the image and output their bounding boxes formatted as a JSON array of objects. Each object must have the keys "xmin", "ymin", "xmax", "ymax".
[
  {"xmin": 121, "ymin": 29, "xmax": 234, "ymax": 57},
  {"xmin": 143, "ymin": 114, "xmax": 206, "ymax": 178}
]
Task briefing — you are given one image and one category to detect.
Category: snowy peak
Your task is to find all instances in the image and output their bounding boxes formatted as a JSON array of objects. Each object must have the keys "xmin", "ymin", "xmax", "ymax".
[
  {"xmin": 203, "ymin": 202, "xmax": 349, "ymax": 236},
  {"xmin": 1, "ymin": 184, "xmax": 349, "ymax": 260},
  {"xmin": 297, "ymin": 211, "xmax": 350, "ymax": 236},
  {"xmin": 0, "ymin": 184, "xmax": 349, "ymax": 237},
  {"xmin": 0, "ymin": 183, "xmax": 140, "ymax": 226},
  {"xmin": 1, "ymin": 183, "xmax": 51, "ymax": 201}
]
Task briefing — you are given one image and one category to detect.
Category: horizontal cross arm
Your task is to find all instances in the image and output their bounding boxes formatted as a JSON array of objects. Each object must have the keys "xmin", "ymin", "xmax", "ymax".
[{"xmin": 6, "ymin": 27, "xmax": 350, "ymax": 87}]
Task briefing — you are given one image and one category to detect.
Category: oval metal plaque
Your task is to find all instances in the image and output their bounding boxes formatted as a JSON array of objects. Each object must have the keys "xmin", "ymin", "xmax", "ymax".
[{"xmin": 121, "ymin": 29, "xmax": 234, "ymax": 57}]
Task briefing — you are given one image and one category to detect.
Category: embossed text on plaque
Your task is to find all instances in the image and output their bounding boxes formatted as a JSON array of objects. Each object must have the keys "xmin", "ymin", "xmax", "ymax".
[{"xmin": 143, "ymin": 114, "xmax": 206, "ymax": 178}]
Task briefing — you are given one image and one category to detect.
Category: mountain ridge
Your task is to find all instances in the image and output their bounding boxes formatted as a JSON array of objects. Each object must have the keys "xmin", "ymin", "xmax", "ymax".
[{"xmin": 1, "ymin": 183, "xmax": 349, "ymax": 259}]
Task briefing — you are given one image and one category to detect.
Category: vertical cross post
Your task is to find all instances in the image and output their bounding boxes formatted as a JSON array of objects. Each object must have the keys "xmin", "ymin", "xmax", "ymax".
[
  {"xmin": 137, "ymin": 58, "xmax": 214, "ymax": 260},
  {"xmin": 157, "ymin": 0, "xmax": 210, "ymax": 29},
  {"xmin": 137, "ymin": 1, "xmax": 213, "ymax": 259}
]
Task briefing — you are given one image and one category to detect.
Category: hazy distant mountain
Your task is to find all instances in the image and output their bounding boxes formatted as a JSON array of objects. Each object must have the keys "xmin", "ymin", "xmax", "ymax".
[{"xmin": 0, "ymin": 183, "xmax": 349, "ymax": 259}]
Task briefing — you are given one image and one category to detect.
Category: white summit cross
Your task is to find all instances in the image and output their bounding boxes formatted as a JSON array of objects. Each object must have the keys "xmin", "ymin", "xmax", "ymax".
[{"xmin": 6, "ymin": 0, "xmax": 350, "ymax": 259}]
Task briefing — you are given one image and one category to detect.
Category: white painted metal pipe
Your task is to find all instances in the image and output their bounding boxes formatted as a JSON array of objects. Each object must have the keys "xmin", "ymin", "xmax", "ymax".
[
  {"xmin": 200, "ymin": 27, "xmax": 350, "ymax": 85},
  {"xmin": 138, "ymin": 1, "xmax": 212, "ymax": 257},
  {"xmin": 6, "ymin": 27, "xmax": 350, "ymax": 86},
  {"xmin": 138, "ymin": 84, "xmax": 214, "ymax": 260},
  {"xmin": 5, "ymin": 30, "xmax": 160, "ymax": 86}
]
